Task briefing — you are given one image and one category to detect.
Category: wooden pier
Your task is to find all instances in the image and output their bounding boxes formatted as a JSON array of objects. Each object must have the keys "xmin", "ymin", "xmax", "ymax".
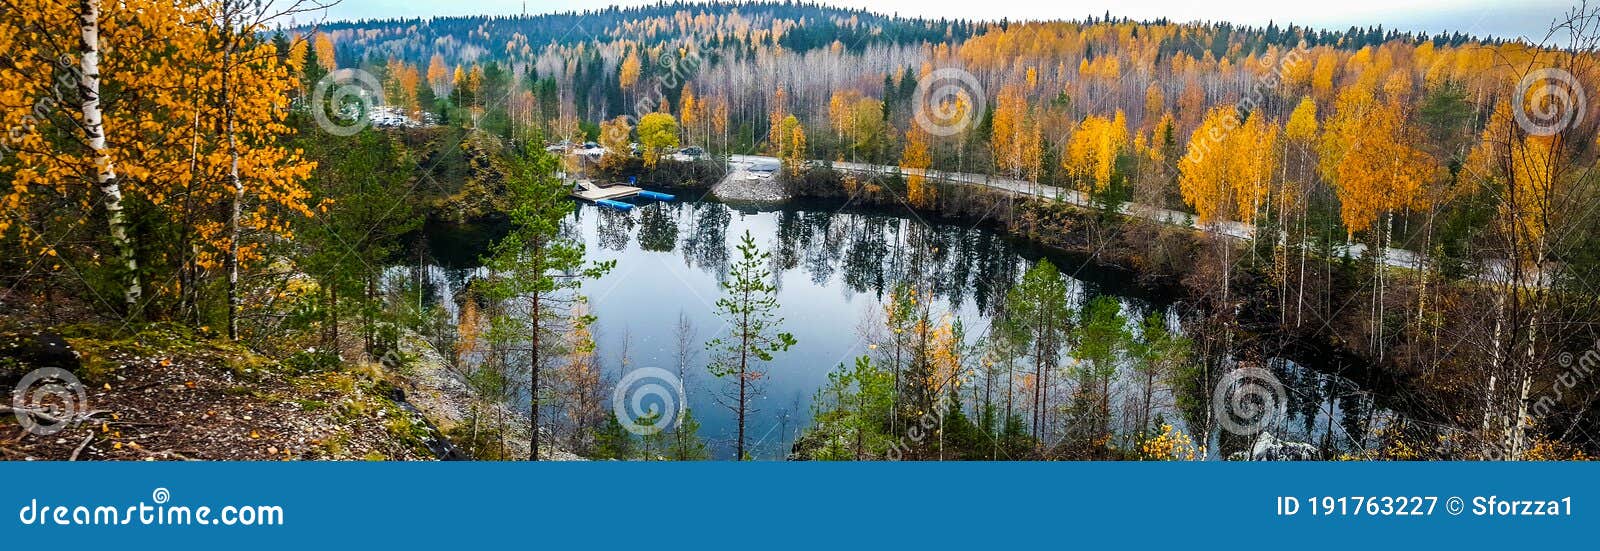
[{"xmin": 570, "ymin": 180, "xmax": 641, "ymax": 202}]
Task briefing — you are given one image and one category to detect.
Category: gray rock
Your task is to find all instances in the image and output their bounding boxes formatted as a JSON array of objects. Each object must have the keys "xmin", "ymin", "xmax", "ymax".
[{"xmin": 1244, "ymin": 431, "xmax": 1319, "ymax": 461}]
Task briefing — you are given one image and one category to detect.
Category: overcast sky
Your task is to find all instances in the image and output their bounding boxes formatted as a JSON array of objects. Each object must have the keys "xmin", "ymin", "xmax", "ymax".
[{"xmin": 305, "ymin": 0, "xmax": 1578, "ymax": 42}]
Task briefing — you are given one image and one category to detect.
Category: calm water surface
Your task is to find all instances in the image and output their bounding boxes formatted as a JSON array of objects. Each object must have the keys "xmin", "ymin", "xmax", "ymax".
[{"xmin": 413, "ymin": 198, "xmax": 1386, "ymax": 459}]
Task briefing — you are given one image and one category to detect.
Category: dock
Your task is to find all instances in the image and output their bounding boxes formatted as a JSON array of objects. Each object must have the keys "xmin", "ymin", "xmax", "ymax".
[
  {"xmin": 570, "ymin": 180, "xmax": 641, "ymax": 201},
  {"xmin": 569, "ymin": 180, "xmax": 674, "ymax": 211}
]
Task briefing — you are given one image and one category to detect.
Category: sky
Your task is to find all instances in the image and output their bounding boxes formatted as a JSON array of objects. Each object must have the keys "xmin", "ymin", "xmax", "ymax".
[{"xmin": 305, "ymin": 0, "xmax": 1580, "ymax": 42}]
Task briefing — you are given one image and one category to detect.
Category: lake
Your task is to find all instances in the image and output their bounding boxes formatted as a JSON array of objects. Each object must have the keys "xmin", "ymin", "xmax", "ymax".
[{"xmin": 412, "ymin": 197, "xmax": 1389, "ymax": 459}]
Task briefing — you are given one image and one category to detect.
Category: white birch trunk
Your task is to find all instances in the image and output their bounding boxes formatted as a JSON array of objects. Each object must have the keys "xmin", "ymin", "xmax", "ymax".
[{"xmin": 77, "ymin": 0, "xmax": 141, "ymax": 311}]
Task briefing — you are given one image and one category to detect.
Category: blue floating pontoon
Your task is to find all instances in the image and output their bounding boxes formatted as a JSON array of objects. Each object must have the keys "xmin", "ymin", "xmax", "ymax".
[
  {"xmin": 595, "ymin": 199, "xmax": 634, "ymax": 211},
  {"xmin": 638, "ymin": 190, "xmax": 676, "ymax": 201}
]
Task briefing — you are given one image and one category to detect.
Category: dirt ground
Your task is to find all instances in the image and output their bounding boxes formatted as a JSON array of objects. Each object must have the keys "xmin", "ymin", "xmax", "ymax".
[{"xmin": 2, "ymin": 323, "xmax": 437, "ymax": 461}]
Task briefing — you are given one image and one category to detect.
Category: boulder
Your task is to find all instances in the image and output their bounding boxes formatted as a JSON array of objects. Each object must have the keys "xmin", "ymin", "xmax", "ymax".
[
  {"xmin": 1246, "ymin": 431, "xmax": 1320, "ymax": 461},
  {"xmin": 0, "ymin": 331, "xmax": 80, "ymax": 387}
]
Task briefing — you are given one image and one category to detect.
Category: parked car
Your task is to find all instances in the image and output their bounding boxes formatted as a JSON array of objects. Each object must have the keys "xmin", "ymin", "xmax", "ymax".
[{"xmin": 670, "ymin": 146, "xmax": 705, "ymax": 162}]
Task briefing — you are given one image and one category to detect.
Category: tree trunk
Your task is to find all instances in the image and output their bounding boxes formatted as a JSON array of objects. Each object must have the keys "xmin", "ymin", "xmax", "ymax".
[
  {"xmin": 179, "ymin": 107, "xmax": 202, "ymax": 323},
  {"xmin": 1140, "ymin": 368, "xmax": 1154, "ymax": 439},
  {"xmin": 1296, "ymin": 213, "xmax": 1307, "ymax": 327},
  {"xmin": 77, "ymin": 0, "xmax": 141, "ymax": 313},
  {"xmin": 329, "ymin": 283, "xmax": 340, "ymax": 352},
  {"xmin": 364, "ymin": 274, "xmax": 376, "ymax": 359},
  {"xmin": 529, "ymin": 245, "xmax": 543, "ymax": 461},
  {"xmin": 854, "ymin": 392, "xmax": 865, "ymax": 460},
  {"xmin": 1485, "ymin": 293, "xmax": 1505, "ymax": 458},
  {"xmin": 469, "ymin": 404, "xmax": 479, "ymax": 458},
  {"xmin": 224, "ymin": 29, "xmax": 244, "ymax": 341},
  {"xmin": 736, "ymin": 287, "xmax": 751, "ymax": 461}
]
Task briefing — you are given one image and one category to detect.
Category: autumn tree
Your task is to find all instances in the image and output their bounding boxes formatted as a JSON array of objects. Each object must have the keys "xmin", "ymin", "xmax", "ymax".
[
  {"xmin": 989, "ymin": 82, "xmax": 1044, "ymax": 194},
  {"xmin": 761, "ymin": 86, "xmax": 789, "ymax": 153},
  {"xmin": 901, "ymin": 128, "xmax": 934, "ymax": 208},
  {"xmin": 1318, "ymin": 84, "xmax": 1435, "ymax": 358},
  {"xmin": 1, "ymin": 0, "xmax": 316, "ymax": 328},
  {"xmin": 708, "ymin": 95, "xmax": 730, "ymax": 166},
  {"xmin": 636, "ymin": 112, "xmax": 679, "ymax": 168},
  {"xmin": 1319, "ymin": 87, "xmax": 1433, "ymax": 240},
  {"xmin": 1180, "ymin": 108, "xmax": 1280, "ymax": 228},
  {"xmin": 679, "ymin": 84, "xmax": 701, "ymax": 147},
  {"xmin": 188, "ymin": 0, "xmax": 323, "ymax": 340},
  {"xmin": 0, "ymin": 0, "xmax": 148, "ymax": 311},
  {"xmin": 827, "ymin": 89, "xmax": 861, "ymax": 153},
  {"xmin": 1177, "ymin": 106, "xmax": 1281, "ymax": 334},
  {"xmin": 1282, "ymin": 96, "xmax": 1320, "ymax": 325},
  {"xmin": 426, "ymin": 53, "xmax": 448, "ymax": 93},
  {"xmin": 598, "ymin": 115, "xmax": 633, "ymax": 173},
  {"xmin": 618, "ymin": 49, "xmax": 643, "ymax": 90},
  {"xmin": 776, "ymin": 114, "xmax": 807, "ymax": 175},
  {"xmin": 312, "ymin": 32, "xmax": 336, "ymax": 71},
  {"xmin": 1178, "ymin": 108, "xmax": 1241, "ymax": 225},
  {"xmin": 1064, "ymin": 110, "xmax": 1130, "ymax": 198}
]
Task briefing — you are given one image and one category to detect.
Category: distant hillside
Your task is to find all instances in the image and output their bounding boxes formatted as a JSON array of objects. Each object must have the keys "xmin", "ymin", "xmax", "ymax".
[
  {"xmin": 288, "ymin": 1, "xmax": 1499, "ymax": 70},
  {"xmin": 291, "ymin": 1, "xmax": 976, "ymax": 69}
]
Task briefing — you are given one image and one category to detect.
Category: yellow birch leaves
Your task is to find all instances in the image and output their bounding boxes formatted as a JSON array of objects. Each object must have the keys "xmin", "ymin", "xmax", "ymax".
[
  {"xmin": 1318, "ymin": 87, "xmax": 1435, "ymax": 234},
  {"xmin": 1064, "ymin": 110, "xmax": 1129, "ymax": 195},
  {"xmin": 1177, "ymin": 107, "xmax": 1279, "ymax": 225},
  {"xmin": 901, "ymin": 129, "xmax": 933, "ymax": 208}
]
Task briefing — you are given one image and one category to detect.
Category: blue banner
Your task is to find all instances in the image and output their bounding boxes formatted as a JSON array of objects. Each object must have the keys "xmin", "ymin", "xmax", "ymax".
[{"xmin": 0, "ymin": 462, "xmax": 1590, "ymax": 549}]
